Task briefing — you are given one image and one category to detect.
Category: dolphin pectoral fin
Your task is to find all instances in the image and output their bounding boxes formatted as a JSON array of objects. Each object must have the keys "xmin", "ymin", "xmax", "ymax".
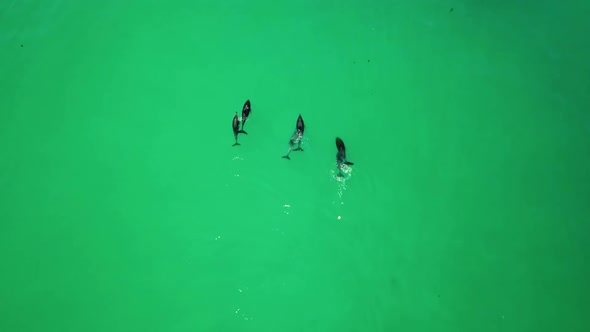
[
  {"xmin": 344, "ymin": 161, "xmax": 354, "ymax": 165},
  {"xmin": 282, "ymin": 155, "xmax": 291, "ymax": 160},
  {"xmin": 238, "ymin": 130, "xmax": 248, "ymax": 135}
]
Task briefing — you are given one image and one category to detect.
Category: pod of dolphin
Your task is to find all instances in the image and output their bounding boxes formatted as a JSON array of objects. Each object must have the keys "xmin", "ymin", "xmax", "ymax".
[{"xmin": 232, "ymin": 100, "xmax": 355, "ymax": 177}]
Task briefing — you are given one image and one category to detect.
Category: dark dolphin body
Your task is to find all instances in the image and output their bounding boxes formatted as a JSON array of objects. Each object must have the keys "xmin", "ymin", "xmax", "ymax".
[
  {"xmin": 336, "ymin": 137, "xmax": 354, "ymax": 176},
  {"xmin": 282, "ymin": 114, "xmax": 305, "ymax": 160},
  {"xmin": 232, "ymin": 112, "xmax": 241, "ymax": 146},
  {"xmin": 238, "ymin": 100, "xmax": 251, "ymax": 135}
]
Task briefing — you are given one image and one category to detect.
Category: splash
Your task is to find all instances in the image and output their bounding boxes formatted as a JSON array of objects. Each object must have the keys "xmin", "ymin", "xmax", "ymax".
[
  {"xmin": 283, "ymin": 203, "xmax": 291, "ymax": 215},
  {"xmin": 330, "ymin": 165, "xmax": 353, "ymax": 205}
]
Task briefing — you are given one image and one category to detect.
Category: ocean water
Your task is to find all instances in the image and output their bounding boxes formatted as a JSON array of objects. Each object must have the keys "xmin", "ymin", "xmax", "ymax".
[{"xmin": 1, "ymin": 1, "xmax": 589, "ymax": 331}]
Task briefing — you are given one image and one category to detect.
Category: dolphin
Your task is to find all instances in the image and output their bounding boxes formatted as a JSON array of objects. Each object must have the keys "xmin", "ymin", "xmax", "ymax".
[
  {"xmin": 232, "ymin": 112, "xmax": 241, "ymax": 146},
  {"xmin": 282, "ymin": 114, "xmax": 305, "ymax": 160},
  {"xmin": 238, "ymin": 99, "xmax": 251, "ymax": 135},
  {"xmin": 336, "ymin": 137, "xmax": 354, "ymax": 176}
]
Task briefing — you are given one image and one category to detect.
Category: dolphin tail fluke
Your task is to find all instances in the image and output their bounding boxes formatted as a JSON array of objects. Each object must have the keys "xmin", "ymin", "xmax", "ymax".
[
  {"xmin": 238, "ymin": 130, "xmax": 248, "ymax": 135},
  {"xmin": 344, "ymin": 161, "xmax": 354, "ymax": 165},
  {"xmin": 294, "ymin": 147, "xmax": 304, "ymax": 151},
  {"xmin": 282, "ymin": 155, "xmax": 291, "ymax": 160},
  {"xmin": 232, "ymin": 142, "xmax": 240, "ymax": 146}
]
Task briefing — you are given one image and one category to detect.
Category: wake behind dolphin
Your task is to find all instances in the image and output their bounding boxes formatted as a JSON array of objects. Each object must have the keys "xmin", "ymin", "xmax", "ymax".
[{"xmin": 282, "ymin": 114, "xmax": 305, "ymax": 160}]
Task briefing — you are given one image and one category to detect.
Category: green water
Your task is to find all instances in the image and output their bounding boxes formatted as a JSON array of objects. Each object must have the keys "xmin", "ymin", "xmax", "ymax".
[{"xmin": 1, "ymin": 1, "xmax": 589, "ymax": 331}]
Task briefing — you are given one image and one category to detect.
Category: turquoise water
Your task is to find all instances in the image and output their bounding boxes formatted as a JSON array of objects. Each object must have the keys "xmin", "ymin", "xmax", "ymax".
[{"xmin": 1, "ymin": 1, "xmax": 589, "ymax": 331}]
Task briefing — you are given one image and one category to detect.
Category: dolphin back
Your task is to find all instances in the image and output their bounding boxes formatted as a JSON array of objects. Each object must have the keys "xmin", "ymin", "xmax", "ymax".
[
  {"xmin": 335, "ymin": 137, "xmax": 345, "ymax": 152},
  {"xmin": 242, "ymin": 100, "xmax": 251, "ymax": 117},
  {"xmin": 233, "ymin": 113, "xmax": 240, "ymax": 132},
  {"xmin": 296, "ymin": 115, "xmax": 305, "ymax": 132}
]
